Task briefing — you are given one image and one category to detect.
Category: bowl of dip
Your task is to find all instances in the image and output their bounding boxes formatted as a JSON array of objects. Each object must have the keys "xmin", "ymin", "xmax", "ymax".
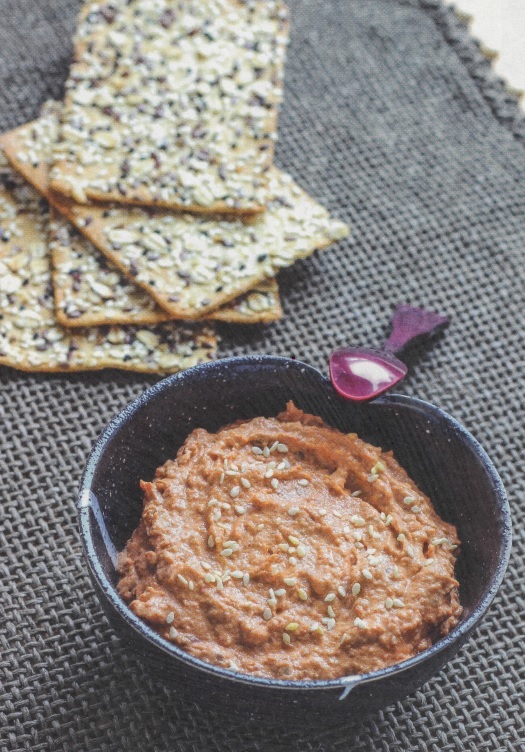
[{"xmin": 78, "ymin": 356, "xmax": 511, "ymax": 722}]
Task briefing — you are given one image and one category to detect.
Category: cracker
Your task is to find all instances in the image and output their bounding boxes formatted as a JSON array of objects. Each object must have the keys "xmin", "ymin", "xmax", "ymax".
[
  {"xmin": 49, "ymin": 210, "xmax": 282, "ymax": 327},
  {"xmin": 49, "ymin": 209, "xmax": 169, "ymax": 327},
  {"xmin": 0, "ymin": 153, "xmax": 216, "ymax": 374},
  {"xmin": 2, "ymin": 113, "xmax": 350, "ymax": 320},
  {"xmin": 49, "ymin": 0, "xmax": 289, "ymax": 213},
  {"xmin": 0, "ymin": 153, "xmax": 43, "ymax": 216},
  {"xmin": 210, "ymin": 278, "xmax": 282, "ymax": 324},
  {"xmin": 58, "ymin": 170, "xmax": 348, "ymax": 320}
]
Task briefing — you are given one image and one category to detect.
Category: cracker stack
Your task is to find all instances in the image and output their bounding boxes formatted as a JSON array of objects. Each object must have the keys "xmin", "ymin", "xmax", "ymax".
[{"xmin": 0, "ymin": 0, "xmax": 349, "ymax": 375}]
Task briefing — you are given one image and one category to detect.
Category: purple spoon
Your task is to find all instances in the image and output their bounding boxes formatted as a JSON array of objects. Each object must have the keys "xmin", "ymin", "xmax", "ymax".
[{"xmin": 329, "ymin": 304, "xmax": 448, "ymax": 402}]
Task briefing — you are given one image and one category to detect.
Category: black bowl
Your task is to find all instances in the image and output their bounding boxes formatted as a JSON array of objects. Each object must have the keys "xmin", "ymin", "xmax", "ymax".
[{"xmin": 78, "ymin": 356, "xmax": 511, "ymax": 723}]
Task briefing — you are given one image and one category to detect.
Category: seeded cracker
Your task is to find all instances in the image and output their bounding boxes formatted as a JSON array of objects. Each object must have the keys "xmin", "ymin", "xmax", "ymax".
[
  {"xmin": 49, "ymin": 210, "xmax": 282, "ymax": 325},
  {"xmin": 0, "ymin": 152, "xmax": 216, "ymax": 374},
  {"xmin": 55, "ymin": 169, "xmax": 347, "ymax": 320},
  {"xmin": 1, "ymin": 112, "xmax": 283, "ymax": 326},
  {"xmin": 49, "ymin": 212, "xmax": 282, "ymax": 327},
  {"xmin": 49, "ymin": 210, "xmax": 168, "ymax": 327},
  {"xmin": 2, "ymin": 113, "xmax": 349, "ymax": 320},
  {"xmin": 212, "ymin": 278, "xmax": 282, "ymax": 323},
  {"xmin": 49, "ymin": 0, "xmax": 289, "ymax": 213}
]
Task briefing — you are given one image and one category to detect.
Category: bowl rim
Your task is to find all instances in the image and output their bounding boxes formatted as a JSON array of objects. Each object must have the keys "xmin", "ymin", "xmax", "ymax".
[{"xmin": 78, "ymin": 355, "xmax": 512, "ymax": 693}]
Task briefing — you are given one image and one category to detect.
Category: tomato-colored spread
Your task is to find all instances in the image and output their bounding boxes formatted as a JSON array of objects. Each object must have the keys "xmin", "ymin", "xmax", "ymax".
[{"xmin": 117, "ymin": 402, "xmax": 461, "ymax": 680}]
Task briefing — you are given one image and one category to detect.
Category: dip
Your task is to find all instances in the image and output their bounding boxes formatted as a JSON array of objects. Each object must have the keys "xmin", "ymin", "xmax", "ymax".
[{"xmin": 117, "ymin": 402, "xmax": 461, "ymax": 680}]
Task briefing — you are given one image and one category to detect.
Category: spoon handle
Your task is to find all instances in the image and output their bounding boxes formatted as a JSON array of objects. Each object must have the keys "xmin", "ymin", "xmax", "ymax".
[{"xmin": 383, "ymin": 304, "xmax": 449, "ymax": 354}]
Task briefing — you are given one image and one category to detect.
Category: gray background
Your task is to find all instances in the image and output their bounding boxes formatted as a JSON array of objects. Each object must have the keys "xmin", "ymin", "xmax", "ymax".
[{"xmin": 1, "ymin": 0, "xmax": 524, "ymax": 750}]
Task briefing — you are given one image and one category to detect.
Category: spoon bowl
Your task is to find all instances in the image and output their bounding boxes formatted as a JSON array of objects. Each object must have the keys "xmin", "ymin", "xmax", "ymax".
[{"xmin": 330, "ymin": 347, "xmax": 407, "ymax": 401}]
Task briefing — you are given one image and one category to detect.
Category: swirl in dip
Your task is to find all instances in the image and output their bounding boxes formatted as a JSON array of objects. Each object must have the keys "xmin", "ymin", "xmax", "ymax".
[{"xmin": 117, "ymin": 402, "xmax": 461, "ymax": 680}]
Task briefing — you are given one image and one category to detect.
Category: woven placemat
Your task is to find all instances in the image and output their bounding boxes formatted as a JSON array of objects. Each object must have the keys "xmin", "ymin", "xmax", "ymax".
[{"xmin": 1, "ymin": 1, "xmax": 524, "ymax": 750}]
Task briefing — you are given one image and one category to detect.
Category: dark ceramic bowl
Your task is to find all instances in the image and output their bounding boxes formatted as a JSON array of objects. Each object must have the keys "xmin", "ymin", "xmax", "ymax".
[{"xmin": 78, "ymin": 356, "xmax": 511, "ymax": 723}]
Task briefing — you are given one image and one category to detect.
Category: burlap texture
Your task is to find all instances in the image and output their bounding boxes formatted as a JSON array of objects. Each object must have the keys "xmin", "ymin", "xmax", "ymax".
[{"xmin": 1, "ymin": 1, "xmax": 524, "ymax": 750}]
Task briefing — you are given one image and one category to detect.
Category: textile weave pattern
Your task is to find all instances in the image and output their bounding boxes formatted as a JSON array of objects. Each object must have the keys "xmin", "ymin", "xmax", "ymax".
[{"xmin": 1, "ymin": 1, "xmax": 524, "ymax": 750}]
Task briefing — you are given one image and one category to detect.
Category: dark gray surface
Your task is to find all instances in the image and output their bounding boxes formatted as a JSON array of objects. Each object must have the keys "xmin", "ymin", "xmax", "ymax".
[{"xmin": 1, "ymin": 1, "xmax": 524, "ymax": 750}]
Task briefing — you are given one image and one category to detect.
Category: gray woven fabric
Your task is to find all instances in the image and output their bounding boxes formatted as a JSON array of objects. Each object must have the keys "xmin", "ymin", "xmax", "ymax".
[{"xmin": 1, "ymin": 0, "xmax": 524, "ymax": 749}]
